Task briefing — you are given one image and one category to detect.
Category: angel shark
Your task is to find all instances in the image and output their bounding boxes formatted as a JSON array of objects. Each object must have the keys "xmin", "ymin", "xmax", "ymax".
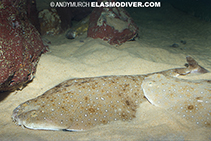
[{"xmin": 11, "ymin": 56, "xmax": 210, "ymax": 131}]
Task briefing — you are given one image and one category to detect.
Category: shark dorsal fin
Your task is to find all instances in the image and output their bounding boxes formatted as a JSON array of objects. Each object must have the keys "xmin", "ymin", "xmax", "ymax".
[{"xmin": 186, "ymin": 56, "xmax": 209, "ymax": 74}]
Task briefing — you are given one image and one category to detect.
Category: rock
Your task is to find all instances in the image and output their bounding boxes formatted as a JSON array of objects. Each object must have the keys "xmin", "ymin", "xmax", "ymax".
[
  {"xmin": 169, "ymin": 43, "xmax": 179, "ymax": 48},
  {"xmin": 0, "ymin": 0, "xmax": 48, "ymax": 91},
  {"xmin": 38, "ymin": 8, "xmax": 62, "ymax": 35},
  {"xmin": 87, "ymin": 0, "xmax": 138, "ymax": 46},
  {"xmin": 180, "ymin": 40, "xmax": 186, "ymax": 44}
]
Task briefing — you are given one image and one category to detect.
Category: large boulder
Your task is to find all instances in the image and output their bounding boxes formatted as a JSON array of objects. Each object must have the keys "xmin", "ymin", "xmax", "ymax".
[
  {"xmin": 87, "ymin": 0, "xmax": 138, "ymax": 46},
  {"xmin": 0, "ymin": 0, "xmax": 48, "ymax": 91},
  {"xmin": 38, "ymin": 8, "xmax": 62, "ymax": 35}
]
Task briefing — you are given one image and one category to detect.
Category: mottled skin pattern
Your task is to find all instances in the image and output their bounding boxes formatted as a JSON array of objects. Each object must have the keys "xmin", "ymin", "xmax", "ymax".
[
  {"xmin": 12, "ymin": 75, "xmax": 146, "ymax": 131},
  {"xmin": 11, "ymin": 56, "xmax": 209, "ymax": 131},
  {"xmin": 142, "ymin": 74, "xmax": 211, "ymax": 127}
]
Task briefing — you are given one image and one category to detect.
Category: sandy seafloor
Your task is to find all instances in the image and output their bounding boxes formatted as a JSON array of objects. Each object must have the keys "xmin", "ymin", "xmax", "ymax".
[{"xmin": 1, "ymin": 3, "xmax": 211, "ymax": 141}]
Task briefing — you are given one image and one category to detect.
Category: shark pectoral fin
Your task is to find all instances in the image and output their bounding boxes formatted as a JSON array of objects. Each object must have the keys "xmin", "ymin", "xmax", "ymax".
[{"xmin": 142, "ymin": 73, "xmax": 211, "ymax": 127}]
